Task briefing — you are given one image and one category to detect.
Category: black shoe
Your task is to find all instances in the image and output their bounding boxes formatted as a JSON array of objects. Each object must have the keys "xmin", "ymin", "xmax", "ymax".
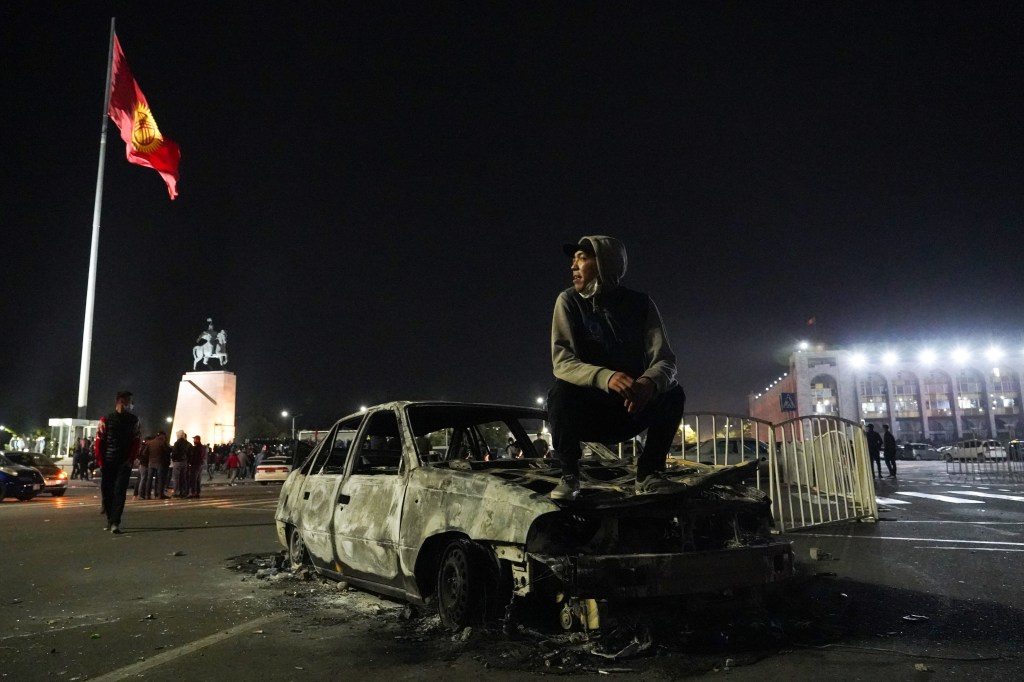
[
  {"xmin": 550, "ymin": 474, "xmax": 581, "ymax": 501},
  {"xmin": 635, "ymin": 471, "xmax": 686, "ymax": 495}
]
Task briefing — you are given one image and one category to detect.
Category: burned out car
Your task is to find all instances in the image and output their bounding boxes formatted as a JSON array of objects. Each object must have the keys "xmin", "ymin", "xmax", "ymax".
[{"xmin": 275, "ymin": 401, "xmax": 793, "ymax": 630}]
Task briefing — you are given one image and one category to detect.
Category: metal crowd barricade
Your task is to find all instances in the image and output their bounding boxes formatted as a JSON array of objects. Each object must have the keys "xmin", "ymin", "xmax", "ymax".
[
  {"xmin": 679, "ymin": 414, "xmax": 877, "ymax": 533},
  {"xmin": 945, "ymin": 447, "xmax": 1024, "ymax": 481}
]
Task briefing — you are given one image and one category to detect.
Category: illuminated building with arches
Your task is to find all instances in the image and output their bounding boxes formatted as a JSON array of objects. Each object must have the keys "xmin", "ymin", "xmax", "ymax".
[{"xmin": 748, "ymin": 342, "xmax": 1024, "ymax": 443}]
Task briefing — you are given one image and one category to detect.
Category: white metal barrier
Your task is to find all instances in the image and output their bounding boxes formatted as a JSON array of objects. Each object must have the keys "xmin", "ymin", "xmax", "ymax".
[
  {"xmin": 944, "ymin": 451, "xmax": 1024, "ymax": 480},
  {"xmin": 678, "ymin": 414, "xmax": 877, "ymax": 533}
]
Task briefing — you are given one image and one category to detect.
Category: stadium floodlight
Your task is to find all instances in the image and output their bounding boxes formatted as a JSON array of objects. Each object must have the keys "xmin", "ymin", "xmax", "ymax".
[
  {"xmin": 798, "ymin": 341, "xmax": 809, "ymax": 350},
  {"xmin": 850, "ymin": 352, "xmax": 867, "ymax": 368},
  {"xmin": 918, "ymin": 348, "xmax": 937, "ymax": 365},
  {"xmin": 985, "ymin": 346, "xmax": 1004, "ymax": 362},
  {"xmin": 951, "ymin": 347, "xmax": 970, "ymax": 364},
  {"xmin": 882, "ymin": 351, "xmax": 898, "ymax": 366}
]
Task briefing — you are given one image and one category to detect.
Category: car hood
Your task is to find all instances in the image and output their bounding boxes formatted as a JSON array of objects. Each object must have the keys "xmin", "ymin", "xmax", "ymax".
[{"xmin": 431, "ymin": 458, "xmax": 764, "ymax": 510}]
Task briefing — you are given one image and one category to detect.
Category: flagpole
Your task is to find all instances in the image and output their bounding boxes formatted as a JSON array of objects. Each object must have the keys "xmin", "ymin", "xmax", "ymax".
[{"xmin": 77, "ymin": 18, "xmax": 116, "ymax": 419}]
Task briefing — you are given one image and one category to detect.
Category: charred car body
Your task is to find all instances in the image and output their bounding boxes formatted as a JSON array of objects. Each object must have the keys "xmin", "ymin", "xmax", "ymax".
[{"xmin": 275, "ymin": 401, "xmax": 793, "ymax": 630}]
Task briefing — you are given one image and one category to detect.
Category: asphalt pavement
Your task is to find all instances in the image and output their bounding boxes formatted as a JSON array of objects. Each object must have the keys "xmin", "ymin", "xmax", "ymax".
[{"xmin": 1, "ymin": 461, "xmax": 1022, "ymax": 680}]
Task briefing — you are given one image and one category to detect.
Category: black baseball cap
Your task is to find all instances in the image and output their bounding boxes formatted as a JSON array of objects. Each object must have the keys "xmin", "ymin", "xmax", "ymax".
[
  {"xmin": 116, "ymin": 390, "xmax": 133, "ymax": 401},
  {"xmin": 561, "ymin": 238, "xmax": 595, "ymax": 257}
]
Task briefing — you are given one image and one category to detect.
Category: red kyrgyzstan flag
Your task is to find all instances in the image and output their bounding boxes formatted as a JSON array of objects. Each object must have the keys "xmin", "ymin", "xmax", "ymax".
[{"xmin": 108, "ymin": 35, "xmax": 180, "ymax": 200}]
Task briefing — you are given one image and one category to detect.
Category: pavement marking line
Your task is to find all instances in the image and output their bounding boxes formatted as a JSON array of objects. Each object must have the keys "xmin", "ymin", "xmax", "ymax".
[
  {"xmin": 88, "ymin": 613, "xmax": 284, "ymax": 682},
  {"xmin": 946, "ymin": 490, "xmax": 1024, "ymax": 502},
  {"xmin": 874, "ymin": 496, "xmax": 910, "ymax": 505},
  {"xmin": 801, "ymin": 533, "xmax": 1024, "ymax": 548},
  {"xmin": 894, "ymin": 492, "xmax": 985, "ymax": 504},
  {"xmin": 914, "ymin": 546, "xmax": 1024, "ymax": 552}
]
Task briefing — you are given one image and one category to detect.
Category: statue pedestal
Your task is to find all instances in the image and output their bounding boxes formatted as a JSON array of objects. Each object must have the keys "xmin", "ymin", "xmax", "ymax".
[{"xmin": 171, "ymin": 371, "xmax": 236, "ymax": 445}]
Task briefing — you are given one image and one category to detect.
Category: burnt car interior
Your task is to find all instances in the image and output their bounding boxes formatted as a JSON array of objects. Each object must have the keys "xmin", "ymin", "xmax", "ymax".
[
  {"xmin": 407, "ymin": 404, "xmax": 548, "ymax": 464},
  {"xmin": 354, "ymin": 411, "xmax": 404, "ymax": 474}
]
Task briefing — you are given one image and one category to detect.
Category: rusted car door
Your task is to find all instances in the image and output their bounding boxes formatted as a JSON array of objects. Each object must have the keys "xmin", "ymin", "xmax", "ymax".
[
  {"xmin": 289, "ymin": 417, "xmax": 361, "ymax": 572},
  {"xmin": 331, "ymin": 408, "xmax": 407, "ymax": 588}
]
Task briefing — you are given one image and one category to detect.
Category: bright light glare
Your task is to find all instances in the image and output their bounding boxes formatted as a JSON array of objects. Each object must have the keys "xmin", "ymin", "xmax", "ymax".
[
  {"xmin": 359, "ymin": 405, "xmax": 367, "ymax": 413},
  {"xmin": 798, "ymin": 341, "xmax": 809, "ymax": 350},
  {"xmin": 281, "ymin": 410, "xmax": 289, "ymax": 418},
  {"xmin": 850, "ymin": 352, "xmax": 867, "ymax": 368},
  {"xmin": 985, "ymin": 346, "xmax": 1004, "ymax": 362},
  {"xmin": 882, "ymin": 351, "xmax": 898, "ymax": 366},
  {"xmin": 536, "ymin": 396, "xmax": 545, "ymax": 405},
  {"xmin": 919, "ymin": 349, "xmax": 937, "ymax": 365},
  {"xmin": 951, "ymin": 347, "xmax": 970, "ymax": 364}
]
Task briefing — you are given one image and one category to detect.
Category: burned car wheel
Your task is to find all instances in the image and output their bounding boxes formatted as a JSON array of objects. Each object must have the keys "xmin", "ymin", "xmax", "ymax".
[
  {"xmin": 288, "ymin": 527, "xmax": 309, "ymax": 571},
  {"xmin": 437, "ymin": 540, "xmax": 484, "ymax": 630}
]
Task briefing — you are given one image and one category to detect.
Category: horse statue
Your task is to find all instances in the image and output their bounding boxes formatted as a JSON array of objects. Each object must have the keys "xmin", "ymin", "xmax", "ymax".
[{"xmin": 192, "ymin": 326, "xmax": 228, "ymax": 370}]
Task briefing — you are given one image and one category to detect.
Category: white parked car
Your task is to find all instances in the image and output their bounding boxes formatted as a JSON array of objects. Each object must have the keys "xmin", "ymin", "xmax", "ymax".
[
  {"xmin": 899, "ymin": 443, "xmax": 943, "ymax": 461},
  {"xmin": 254, "ymin": 455, "xmax": 292, "ymax": 484},
  {"xmin": 947, "ymin": 439, "xmax": 1007, "ymax": 462}
]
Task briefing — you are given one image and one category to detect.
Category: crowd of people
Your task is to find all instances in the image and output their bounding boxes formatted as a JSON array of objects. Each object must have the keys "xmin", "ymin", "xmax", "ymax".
[{"xmin": 129, "ymin": 436, "xmax": 278, "ymax": 499}]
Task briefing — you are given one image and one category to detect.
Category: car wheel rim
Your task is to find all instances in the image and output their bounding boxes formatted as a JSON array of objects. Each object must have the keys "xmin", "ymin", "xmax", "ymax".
[
  {"xmin": 289, "ymin": 529, "xmax": 307, "ymax": 570},
  {"xmin": 439, "ymin": 545, "xmax": 470, "ymax": 626}
]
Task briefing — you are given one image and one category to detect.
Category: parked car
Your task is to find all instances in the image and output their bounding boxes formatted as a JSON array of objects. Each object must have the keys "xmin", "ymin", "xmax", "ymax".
[
  {"xmin": 946, "ymin": 439, "xmax": 1007, "ymax": 462},
  {"xmin": 677, "ymin": 437, "xmax": 770, "ymax": 465},
  {"xmin": 276, "ymin": 401, "xmax": 794, "ymax": 632},
  {"xmin": 0, "ymin": 452, "xmax": 46, "ymax": 501},
  {"xmin": 897, "ymin": 443, "xmax": 943, "ymax": 461},
  {"xmin": 255, "ymin": 455, "xmax": 292, "ymax": 484},
  {"xmin": 3, "ymin": 451, "xmax": 68, "ymax": 496}
]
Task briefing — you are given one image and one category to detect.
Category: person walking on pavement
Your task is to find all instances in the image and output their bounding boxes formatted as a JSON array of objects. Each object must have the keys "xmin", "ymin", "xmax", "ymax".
[
  {"xmin": 94, "ymin": 391, "xmax": 142, "ymax": 534},
  {"xmin": 170, "ymin": 430, "xmax": 192, "ymax": 498},
  {"xmin": 225, "ymin": 449, "xmax": 240, "ymax": 484},
  {"xmin": 135, "ymin": 435, "xmax": 152, "ymax": 499},
  {"xmin": 547, "ymin": 236, "xmax": 687, "ymax": 501},
  {"xmin": 882, "ymin": 424, "xmax": 898, "ymax": 478},
  {"xmin": 865, "ymin": 423, "xmax": 884, "ymax": 479}
]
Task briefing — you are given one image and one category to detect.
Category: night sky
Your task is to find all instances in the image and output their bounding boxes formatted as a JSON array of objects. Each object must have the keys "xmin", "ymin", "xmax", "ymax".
[{"xmin": 2, "ymin": 2, "xmax": 1022, "ymax": 437}]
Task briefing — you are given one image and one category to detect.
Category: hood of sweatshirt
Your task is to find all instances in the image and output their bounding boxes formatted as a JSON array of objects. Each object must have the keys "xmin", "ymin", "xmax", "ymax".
[{"xmin": 576, "ymin": 235, "xmax": 627, "ymax": 297}]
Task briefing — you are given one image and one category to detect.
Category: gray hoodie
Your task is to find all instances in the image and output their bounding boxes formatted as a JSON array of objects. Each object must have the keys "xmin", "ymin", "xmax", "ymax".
[{"xmin": 551, "ymin": 236, "xmax": 678, "ymax": 393}]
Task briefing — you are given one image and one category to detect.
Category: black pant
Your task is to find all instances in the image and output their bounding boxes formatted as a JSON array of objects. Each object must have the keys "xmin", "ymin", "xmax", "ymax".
[
  {"xmin": 548, "ymin": 379, "xmax": 686, "ymax": 479},
  {"xmin": 869, "ymin": 451, "xmax": 882, "ymax": 477},
  {"xmin": 100, "ymin": 461, "xmax": 133, "ymax": 526},
  {"xmin": 883, "ymin": 451, "xmax": 897, "ymax": 476}
]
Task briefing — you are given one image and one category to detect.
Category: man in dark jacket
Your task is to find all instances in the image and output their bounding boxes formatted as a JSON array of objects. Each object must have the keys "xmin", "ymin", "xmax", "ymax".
[
  {"xmin": 95, "ymin": 391, "xmax": 142, "ymax": 533},
  {"xmin": 170, "ymin": 431, "xmax": 192, "ymax": 498},
  {"xmin": 139, "ymin": 431, "xmax": 169, "ymax": 499},
  {"xmin": 882, "ymin": 424, "xmax": 898, "ymax": 478},
  {"xmin": 548, "ymin": 236, "xmax": 686, "ymax": 500},
  {"xmin": 865, "ymin": 423, "xmax": 883, "ymax": 479}
]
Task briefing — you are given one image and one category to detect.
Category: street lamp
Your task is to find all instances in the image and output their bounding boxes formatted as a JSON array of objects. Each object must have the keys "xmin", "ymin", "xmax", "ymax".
[{"xmin": 281, "ymin": 410, "xmax": 302, "ymax": 440}]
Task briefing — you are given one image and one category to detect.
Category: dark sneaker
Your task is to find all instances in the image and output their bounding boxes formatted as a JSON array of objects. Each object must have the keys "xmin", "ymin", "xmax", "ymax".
[
  {"xmin": 110, "ymin": 524, "xmax": 121, "ymax": 534},
  {"xmin": 635, "ymin": 471, "xmax": 686, "ymax": 495},
  {"xmin": 550, "ymin": 474, "xmax": 581, "ymax": 501}
]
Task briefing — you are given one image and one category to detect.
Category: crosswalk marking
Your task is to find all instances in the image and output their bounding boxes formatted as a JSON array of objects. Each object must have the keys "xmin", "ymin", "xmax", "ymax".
[
  {"xmin": 945, "ymin": 490, "xmax": 1024, "ymax": 502},
  {"xmin": 875, "ymin": 496, "xmax": 910, "ymax": 505},
  {"xmin": 894, "ymin": 492, "xmax": 984, "ymax": 504}
]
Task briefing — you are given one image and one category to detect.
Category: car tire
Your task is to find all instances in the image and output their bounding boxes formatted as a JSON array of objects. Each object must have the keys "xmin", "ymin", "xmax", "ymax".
[
  {"xmin": 437, "ymin": 540, "xmax": 485, "ymax": 631},
  {"xmin": 17, "ymin": 493, "xmax": 35, "ymax": 501},
  {"xmin": 0, "ymin": 481, "xmax": 6, "ymax": 502},
  {"xmin": 914, "ymin": 454, "xmax": 921, "ymax": 460},
  {"xmin": 260, "ymin": 482, "xmax": 268, "ymax": 486},
  {"xmin": 51, "ymin": 489, "xmax": 67, "ymax": 497},
  {"xmin": 977, "ymin": 454, "xmax": 986, "ymax": 463},
  {"xmin": 944, "ymin": 454, "xmax": 952, "ymax": 462},
  {"xmin": 288, "ymin": 527, "xmax": 309, "ymax": 571}
]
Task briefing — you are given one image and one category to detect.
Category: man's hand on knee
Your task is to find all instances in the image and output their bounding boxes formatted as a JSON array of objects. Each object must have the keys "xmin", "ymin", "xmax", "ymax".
[
  {"xmin": 626, "ymin": 377, "xmax": 655, "ymax": 414},
  {"xmin": 608, "ymin": 371, "xmax": 635, "ymax": 400}
]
